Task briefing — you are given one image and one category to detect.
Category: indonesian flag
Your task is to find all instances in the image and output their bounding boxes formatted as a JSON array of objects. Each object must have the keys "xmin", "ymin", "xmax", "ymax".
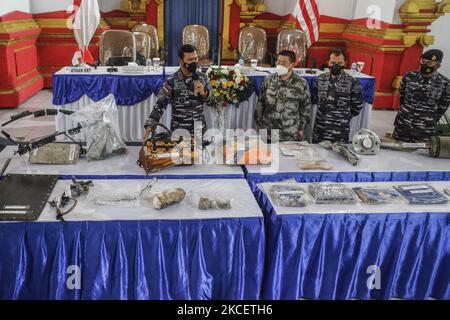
[
  {"xmin": 72, "ymin": 50, "xmax": 83, "ymax": 66},
  {"xmin": 265, "ymin": 0, "xmax": 320, "ymax": 47},
  {"xmin": 71, "ymin": 0, "xmax": 100, "ymax": 65}
]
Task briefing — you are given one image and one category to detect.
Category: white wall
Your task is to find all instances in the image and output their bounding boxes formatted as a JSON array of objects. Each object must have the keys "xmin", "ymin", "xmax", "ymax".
[
  {"xmin": 29, "ymin": 0, "xmax": 73, "ymax": 14},
  {"xmin": 264, "ymin": 0, "xmax": 356, "ymax": 20},
  {"xmin": 98, "ymin": 0, "xmax": 122, "ymax": 12},
  {"xmin": 0, "ymin": 0, "xmax": 30, "ymax": 16},
  {"xmin": 317, "ymin": 0, "xmax": 356, "ymax": 20},
  {"xmin": 430, "ymin": 13, "xmax": 450, "ymax": 78},
  {"xmin": 264, "ymin": 0, "xmax": 297, "ymax": 17},
  {"xmin": 28, "ymin": 0, "xmax": 122, "ymax": 14},
  {"xmin": 392, "ymin": 0, "xmax": 406, "ymax": 24}
]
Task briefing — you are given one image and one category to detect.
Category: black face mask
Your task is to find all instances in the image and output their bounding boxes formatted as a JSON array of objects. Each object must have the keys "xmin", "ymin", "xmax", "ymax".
[
  {"xmin": 184, "ymin": 61, "xmax": 198, "ymax": 74},
  {"xmin": 420, "ymin": 64, "xmax": 436, "ymax": 75},
  {"xmin": 330, "ymin": 64, "xmax": 344, "ymax": 76}
]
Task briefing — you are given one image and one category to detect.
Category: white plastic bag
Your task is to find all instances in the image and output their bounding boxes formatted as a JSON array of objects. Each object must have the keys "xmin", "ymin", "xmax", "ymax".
[
  {"xmin": 188, "ymin": 192, "xmax": 233, "ymax": 210},
  {"xmin": 269, "ymin": 184, "xmax": 314, "ymax": 207},
  {"xmin": 309, "ymin": 182, "xmax": 358, "ymax": 204},
  {"xmin": 353, "ymin": 187, "xmax": 406, "ymax": 205},
  {"xmin": 85, "ymin": 184, "xmax": 140, "ymax": 207},
  {"xmin": 69, "ymin": 94, "xmax": 128, "ymax": 161}
]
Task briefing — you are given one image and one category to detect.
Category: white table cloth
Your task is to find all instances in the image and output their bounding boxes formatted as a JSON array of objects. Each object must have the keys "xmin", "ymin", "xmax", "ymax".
[
  {"xmin": 258, "ymin": 181, "xmax": 450, "ymax": 216},
  {"xmin": 0, "ymin": 146, "xmax": 245, "ymax": 178},
  {"xmin": 38, "ymin": 179, "xmax": 262, "ymax": 221}
]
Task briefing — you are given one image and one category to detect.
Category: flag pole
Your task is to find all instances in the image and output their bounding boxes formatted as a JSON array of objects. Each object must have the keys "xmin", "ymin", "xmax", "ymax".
[{"xmin": 217, "ymin": 0, "xmax": 224, "ymax": 67}]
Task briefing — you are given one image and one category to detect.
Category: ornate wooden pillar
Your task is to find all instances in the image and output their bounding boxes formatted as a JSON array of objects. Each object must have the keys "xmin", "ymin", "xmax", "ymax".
[
  {"xmin": 121, "ymin": 0, "xmax": 164, "ymax": 51},
  {"xmin": 221, "ymin": 0, "xmax": 240, "ymax": 62},
  {"xmin": 391, "ymin": 0, "xmax": 450, "ymax": 109},
  {"xmin": 0, "ymin": 11, "xmax": 43, "ymax": 108}
]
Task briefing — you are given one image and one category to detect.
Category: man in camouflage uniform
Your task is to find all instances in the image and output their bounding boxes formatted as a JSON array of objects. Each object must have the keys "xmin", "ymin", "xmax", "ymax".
[
  {"xmin": 145, "ymin": 44, "xmax": 213, "ymax": 136},
  {"xmin": 393, "ymin": 49, "xmax": 450, "ymax": 142},
  {"xmin": 255, "ymin": 50, "xmax": 311, "ymax": 142},
  {"xmin": 313, "ymin": 49, "xmax": 364, "ymax": 143}
]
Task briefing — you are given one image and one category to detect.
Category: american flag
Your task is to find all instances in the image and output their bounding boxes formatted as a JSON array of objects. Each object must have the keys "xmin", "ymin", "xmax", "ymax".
[{"xmin": 293, "ymin": 0, "xmax": 320, "ymax": 47}]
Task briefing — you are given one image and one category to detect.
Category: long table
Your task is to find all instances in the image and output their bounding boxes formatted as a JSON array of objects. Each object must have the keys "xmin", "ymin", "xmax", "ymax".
[
  {"xmin": 0, "ymin": 146, "xmax": 245, "ymax": 180},
  {"xmin": 0, "ymin": 178, "xmax": 265, "ymax": 300},
  {"xmin": 244, "ymin": 146, "xmax": 450, "ymax": 191},
  {"xmin": 256, "ymin": 181, "xmax": 450, "ymax": 300},
  {"xmin": 52, "ymin": 67, "xmax": 375, "ymax": 142},
  {"xmin": 2, "ymin": 143, "xmax": 450, "ymax": 300}
]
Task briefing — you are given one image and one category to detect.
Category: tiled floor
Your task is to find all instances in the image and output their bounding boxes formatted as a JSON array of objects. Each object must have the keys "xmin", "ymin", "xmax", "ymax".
[
  {"xmin": 0, "ymin": 89, "xmax": 398, "ymax": 141},
  {"xmin": 0, "ymin": 90, "xmax": 56, "ymax": 141}
]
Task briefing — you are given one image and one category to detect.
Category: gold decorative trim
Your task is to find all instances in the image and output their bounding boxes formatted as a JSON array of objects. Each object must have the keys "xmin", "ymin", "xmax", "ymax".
[
  {"xmin": 253, "ymin": 19, "xmax": 289, "ymax": 29},
  {"xmin": 36, "ymin": 18, "xmax": 109, "ymax": 32},
  {"xmin": 320, "ymin": 23, "xmax": 347, "ymax": 34},
  {"xmin": 344, "ymin": 25, "xmax": 405, "ymax": 41},
  {"xmin": 0, "ymin": 19, "xmax": 40, "ymax": 34},
  {"xmin": 346, "ymin": 39, "xmax": 409, "ymax": 52},
  {"xmin": 0, "ymin": 35, "xmax": 40, "ymax": 46},
  {"xmin": 14, "ymin": 45, "xmax": 35, "ymax": 53},
  {"xmin": 35, "ymin": 19, "xmax": 68, "ymax": 28},
  {"xmin": 36, "ymin": 43, "xmax": 80, "ymax": 46},
  {"xmin": 375, "ymin": 92, "xmax": 394, "ymax": 97},
  {"xmin": 221, "ymin": 0, "xmax": 236, "ymax": 61},
  {"xmin": 40, "ymin": 72, "xmax": 54, "ymax": 77},
  {"xmin": 392, "ymin": 76, "xmax": 403, "ymax": 90},
  {"xmin": 237, "ymin": 0, "xmax": 265, "ymax": 20},
  {"xmin": 103, "ymin": 17, "xmax": 132, "ymax": 27},
  {"xmin": 157, "ymin": 0, "xmax": 164, "ymax": 51},
  {"xmin": 16, "ymin": 68, "xmax": 38, "ymax": 80},
  {"xmin": 121, "ymin": 0, "xmax": 147, "ymax": 14}
]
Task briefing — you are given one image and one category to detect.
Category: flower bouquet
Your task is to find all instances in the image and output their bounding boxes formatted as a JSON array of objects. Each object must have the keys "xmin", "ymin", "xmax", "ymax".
[{"xmin": 206, "ymin": 66, "xmax": 251, "ymax": 111}]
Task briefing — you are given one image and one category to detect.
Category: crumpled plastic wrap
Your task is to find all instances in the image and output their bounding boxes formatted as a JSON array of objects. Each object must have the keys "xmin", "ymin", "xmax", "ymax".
[
  {"xmin": 394, "ymin": 184, "xmax": 448, "ymax": 205},
  {"xmin": 269, "ymin": 184, "xmax": 314, "ymax": 207},
  {"xmin": 288, "ymin": 144, "xmax": 333, "ymax": 170},
  {"xmin": 69, "ymin": 94, "xmax": 127, "ymax": 161},
  {"xmin": 152, "ymin": 188, "xmax": 186, "ymax": 210},
  {"xmin": 308, "ymin": 182, "xmax": 358, "ymax": 204},
  {"xmin": 279, "ymin": 141, "xmax": 311, "ymax": 157},
  {"xmin": 444, "ymin": 188, "xmax": 450, "ymax": 197},
  {"xmin": 353, "ymin": 187, "xmax": 406, "ymax": 205},
  {"xmin": 320, "ymin": 141, "xmax": 361, "ymax": 166},
  {"xmin": 188, "ymin": 192, "xmax": 233, "ymax": 210},
  {"xmin": 85, "ymin": 184, "xmax": 140, "ymax": 207}
]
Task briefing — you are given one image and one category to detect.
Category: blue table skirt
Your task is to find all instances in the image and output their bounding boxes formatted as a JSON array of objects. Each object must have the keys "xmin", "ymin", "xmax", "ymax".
[
  {"xmin": 52, "ymin": 73, "xmax": 375, "ymax": 106},
  {"xmin": 245, "ymin": 171, "xmax": 450, "ymax": 196},
  {"xmin": 0, "ymin": 218, "xmax": 265, "ymax": 300},
  {"xmin": 55, "ymin": 174, "xmax": 245, "ymax": 181},
  {"xmin": 255, "ymin": 188, "xmax": 450, "ymax": 300}
]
